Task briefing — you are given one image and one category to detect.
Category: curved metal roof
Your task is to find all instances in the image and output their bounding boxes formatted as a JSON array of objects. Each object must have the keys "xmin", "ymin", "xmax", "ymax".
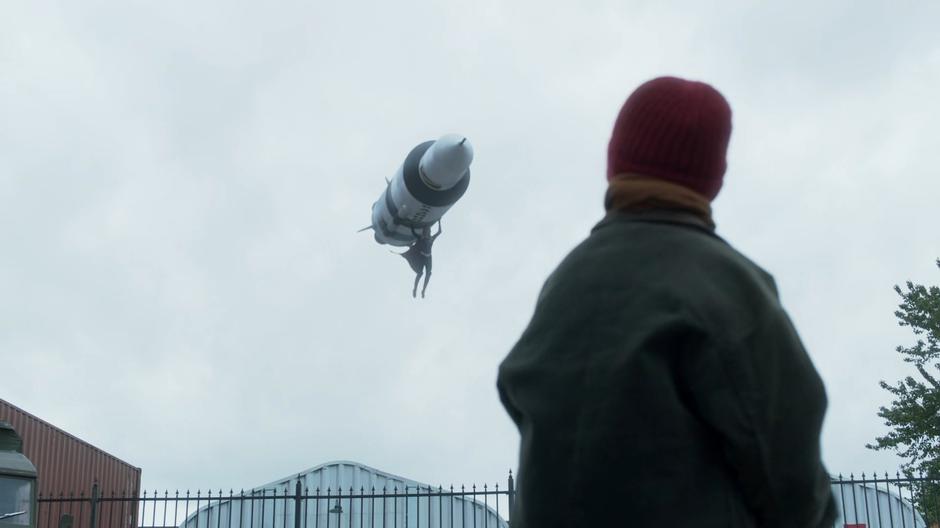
[{"xmin": 181, "ymin": 460, "xmax": 509, "ymax": 528}]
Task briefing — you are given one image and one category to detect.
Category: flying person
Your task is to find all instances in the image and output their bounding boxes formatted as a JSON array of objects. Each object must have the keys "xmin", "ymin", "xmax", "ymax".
[{"xmin": 398, "ymin": 221, "xmax": 442, "ymax": 298}]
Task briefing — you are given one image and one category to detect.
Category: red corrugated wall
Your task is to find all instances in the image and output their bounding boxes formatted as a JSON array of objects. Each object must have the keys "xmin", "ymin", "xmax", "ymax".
[{"xmin": 0, "ymin": 398, "xmax": 141, "ymax": 497}]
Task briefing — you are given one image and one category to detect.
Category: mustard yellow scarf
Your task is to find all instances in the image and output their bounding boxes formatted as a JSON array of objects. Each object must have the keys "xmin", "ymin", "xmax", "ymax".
[{"xmin": 605, "ymin": 174, "xmax": 715, "ymax": 229}]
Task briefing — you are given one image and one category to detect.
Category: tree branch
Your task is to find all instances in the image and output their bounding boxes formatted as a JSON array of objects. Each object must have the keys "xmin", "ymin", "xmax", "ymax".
[{"xmin": 916, "ymin": 363, "xmax": 940, "ymax": 391}]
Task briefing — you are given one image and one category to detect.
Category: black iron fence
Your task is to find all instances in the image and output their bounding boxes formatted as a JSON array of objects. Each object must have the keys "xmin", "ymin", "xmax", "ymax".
[
  {"xmin": 37, "ymin": 475, "xmax": 515, "ymax": 528},
  {"xmin": 830, "ymin": 473, "xmax": 938, "ymax": 528},
  {"xmin": 38, "ymin": 473, "xmax": 940, "ymax": 528}
]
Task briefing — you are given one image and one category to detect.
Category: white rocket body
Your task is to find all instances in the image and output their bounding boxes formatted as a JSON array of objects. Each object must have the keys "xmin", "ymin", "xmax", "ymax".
[{"xmin": 370, "ymin": 134, "xmax": 473, "ymax": 247}]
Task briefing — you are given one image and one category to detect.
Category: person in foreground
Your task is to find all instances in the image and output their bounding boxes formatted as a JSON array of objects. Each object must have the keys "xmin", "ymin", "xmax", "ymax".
[{"xmin": 497, "ymin": 76, "xmax": 837, "ymax": 527}]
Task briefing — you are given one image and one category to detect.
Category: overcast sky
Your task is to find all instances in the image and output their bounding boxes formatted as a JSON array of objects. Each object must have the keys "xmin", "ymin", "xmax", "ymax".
[{"xmin": 2, "ymin": 0, "xmax": 940, "ymax": 494}]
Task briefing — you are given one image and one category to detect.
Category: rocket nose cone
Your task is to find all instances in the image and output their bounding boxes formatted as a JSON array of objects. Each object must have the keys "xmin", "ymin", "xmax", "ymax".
[
  {"xmin": 452, "ymin": 137, "xmax": 473, "ymax": 165},
  {"xmin": 434, "ymin": 134, "xmax": 474, "ymax": 161},
  {"xmin": 418, "ymin": 134, "xmax": 473, "ymax": 190}
]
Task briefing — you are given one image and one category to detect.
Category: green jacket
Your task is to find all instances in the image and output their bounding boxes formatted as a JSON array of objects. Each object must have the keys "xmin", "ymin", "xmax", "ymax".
[{"xmin": 497, "ymin": 210, "xmax": 836, "ymax": 527}]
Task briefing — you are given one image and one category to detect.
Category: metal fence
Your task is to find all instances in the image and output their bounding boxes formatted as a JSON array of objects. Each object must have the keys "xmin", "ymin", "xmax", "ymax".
[
  {"xmin": 37, "ymin": 476, "xmax": 514, "ymax": 528},
  {"xmin": 830, "ymin": 473, "xmax": 936, "ymax": 528},
  {"xmin": 38, "ymin": 473, "xmax": 940, "ymax": 528}
]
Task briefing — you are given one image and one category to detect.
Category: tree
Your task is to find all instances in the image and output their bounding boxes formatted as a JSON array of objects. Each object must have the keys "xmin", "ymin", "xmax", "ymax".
[{"xmin": 868, "ymin": 259, "xmax": 940, "ymax": 522}]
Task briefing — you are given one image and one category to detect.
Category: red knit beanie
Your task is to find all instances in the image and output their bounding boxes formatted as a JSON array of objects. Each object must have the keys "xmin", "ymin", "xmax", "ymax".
[{"xmin": 607, "ymin": 76, "xmax": 732, "ymax": 200}]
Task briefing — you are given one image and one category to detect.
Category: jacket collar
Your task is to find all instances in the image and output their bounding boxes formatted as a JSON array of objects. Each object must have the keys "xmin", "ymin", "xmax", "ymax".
[{"xmin": 593, "ymin": 209, "xmax": 722, "ymax": 239}]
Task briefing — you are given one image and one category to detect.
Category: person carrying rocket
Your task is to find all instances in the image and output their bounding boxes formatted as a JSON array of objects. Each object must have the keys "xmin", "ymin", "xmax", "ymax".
[
  {"xmin": 361, "ymin": 133, "xmax": 472, "ymax": 298},
  {"xmin": 398, "ymin": 221, "xmax": 442, "ymax": 298}
]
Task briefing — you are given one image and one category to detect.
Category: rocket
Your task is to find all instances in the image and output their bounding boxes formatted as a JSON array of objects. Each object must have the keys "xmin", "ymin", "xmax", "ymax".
[{"xmin": 363, "ymin": 134, "xmax": 473, "ymax": 247}]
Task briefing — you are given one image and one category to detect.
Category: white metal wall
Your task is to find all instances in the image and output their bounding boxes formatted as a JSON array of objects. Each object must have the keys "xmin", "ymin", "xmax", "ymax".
[
  {"xmin": 831, "ymin": 481, "xmax": 927, "ymax": 528},
  {"xmin": 179, "ymin": 461, "xmax": 508, "ymax": 528}
]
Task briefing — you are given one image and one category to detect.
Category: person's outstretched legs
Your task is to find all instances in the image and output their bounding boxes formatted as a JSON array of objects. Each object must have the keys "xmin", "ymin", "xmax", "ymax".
[
  {"xmin": 421, "ymin": 270, "xmax": 431, "ymax": 298},
  {"xmin": 413, "ymin": 270, "xmax": 422, "ymax": 298},
  {"xmin": 421, "ymin": 258, "xmax": 433, "ymax": 298}
]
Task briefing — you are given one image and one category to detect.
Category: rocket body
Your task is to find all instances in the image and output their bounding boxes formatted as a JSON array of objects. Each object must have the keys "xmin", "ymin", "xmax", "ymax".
[{"xmin": 370, "ymin": 134, "xmax": 473, "ymax": 247}]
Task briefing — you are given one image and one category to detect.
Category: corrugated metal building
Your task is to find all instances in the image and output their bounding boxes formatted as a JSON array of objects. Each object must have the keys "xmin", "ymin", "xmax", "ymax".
[
  {"xmin": 0, "ymin": 399, "xmax": 141, "ymax": 497},
  {"xmin": 180, "ymin": 461, "xmax": 509, "ymax": 528},
  {"xmin": 831, "ymin": 480, "xmax": 928, "ymax": 528}
]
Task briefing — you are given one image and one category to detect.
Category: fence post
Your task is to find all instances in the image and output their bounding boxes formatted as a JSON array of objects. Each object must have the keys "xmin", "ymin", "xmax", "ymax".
[
  {"xmin": 507, "ymin": 471, "xmax": 514, "ymax": 526},
  {"xmin": 58, "ymin": 514, "xmax": 74, "ymax": 528},
  {"xmin": 293, "ymin": 480, "xmax": 302, "ymax": 528},
  {"xmin": 89, "ymin": 483, "xmax": 100, "ymax": 528}
]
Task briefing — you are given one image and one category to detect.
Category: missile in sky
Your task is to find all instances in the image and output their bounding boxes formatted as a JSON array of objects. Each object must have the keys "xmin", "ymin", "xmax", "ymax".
[{"xmin": 363, "ymin": 134, "xmax": 473, "ymax": 247}]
